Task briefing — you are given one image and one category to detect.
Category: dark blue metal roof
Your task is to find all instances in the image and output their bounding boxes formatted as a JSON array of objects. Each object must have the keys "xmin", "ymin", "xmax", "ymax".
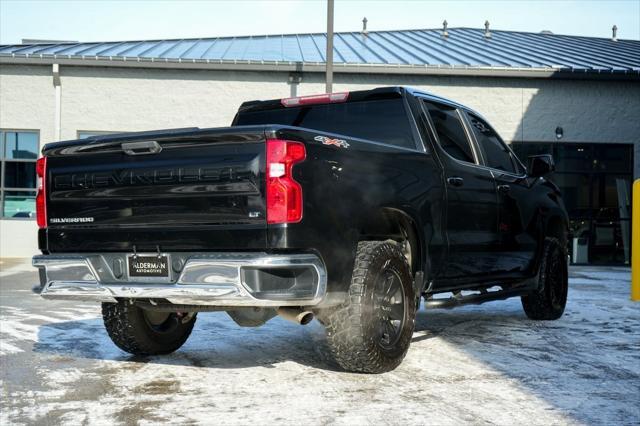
[{"xmin": 1, "ymin": 28, "xmax": 638, "ymax": 76}]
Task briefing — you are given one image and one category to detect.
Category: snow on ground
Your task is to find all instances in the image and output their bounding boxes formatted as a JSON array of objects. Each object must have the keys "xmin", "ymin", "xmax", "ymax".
[{"xmin": 0, "ymin": 265, "xmax": 638, "ymax": 425}]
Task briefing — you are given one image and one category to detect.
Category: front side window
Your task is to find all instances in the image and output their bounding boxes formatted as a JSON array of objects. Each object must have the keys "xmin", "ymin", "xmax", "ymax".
[
  {"xmin": 466, "ymin": 112, "xmax": 516, "ymax": 173},
  {"xmin": 422, "ymin": 101, "xmax": 475, "ymax": 164},
  {"xmin": 1, "ymin": 130, "xmax": 39, "ymax": 218}
]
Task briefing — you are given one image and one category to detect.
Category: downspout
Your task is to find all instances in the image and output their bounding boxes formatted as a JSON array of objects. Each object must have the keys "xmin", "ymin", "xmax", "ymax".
[{"xmin": 52, "ymin": 64, "xmax": 61, "ymax": 141}]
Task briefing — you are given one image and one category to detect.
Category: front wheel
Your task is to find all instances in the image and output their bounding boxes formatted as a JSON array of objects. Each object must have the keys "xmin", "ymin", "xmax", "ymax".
[
  {"xmin": 521, "ymin": 237, "xmax": 568, "ymax": 320},
  {"xmin": 102, "ymin": 300, "xmax": 196, "ymax": 355},
  {"xmin": 324, "ymin": 241, "xmax": 416, "ymax": 373}
]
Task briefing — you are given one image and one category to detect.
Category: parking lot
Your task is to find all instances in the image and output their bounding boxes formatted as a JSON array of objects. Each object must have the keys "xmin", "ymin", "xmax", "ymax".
[{"xmin": 1, "ymin": 260, "xmax": 638, "ymax": 425}]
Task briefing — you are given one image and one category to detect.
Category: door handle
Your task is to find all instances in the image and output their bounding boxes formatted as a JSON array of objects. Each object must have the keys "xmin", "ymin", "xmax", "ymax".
[
  {"xmin": 497, "ymin": 184, "xmax": 511, "ymax": 194},
  {"xmin": 447, "ymin": 177, "xmax": 464, "ymax": 187}
]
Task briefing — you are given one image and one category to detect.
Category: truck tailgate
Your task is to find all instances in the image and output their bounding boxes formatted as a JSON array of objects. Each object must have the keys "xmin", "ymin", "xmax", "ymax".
[{"xmin": 42, "ymin": 128, "xmax": 267, "ymax": 252}]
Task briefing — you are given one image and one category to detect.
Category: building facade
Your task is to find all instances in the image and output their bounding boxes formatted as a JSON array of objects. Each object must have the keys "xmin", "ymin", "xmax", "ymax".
[{"xmin": 1, "ymin": 28, "xmax": 638, "ymax": 262}]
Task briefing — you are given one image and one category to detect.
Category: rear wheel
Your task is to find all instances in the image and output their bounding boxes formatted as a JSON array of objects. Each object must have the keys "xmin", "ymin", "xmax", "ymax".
[
  {"xmin": 521, "ymin": 237, "xmax": 568, "ymax": 320},
  {"xmin": 324, "ymin": 241, "xmax": 416, "ymax": 373},
  {"xmin": 102, "ymin": 300, "xmax": 196, "ymax": 355}
]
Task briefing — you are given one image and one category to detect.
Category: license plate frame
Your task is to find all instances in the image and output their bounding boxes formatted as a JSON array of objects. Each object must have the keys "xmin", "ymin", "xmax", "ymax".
[{"xmin": 127, "ymin": 254, "xmax": 171, "ymax": 281}]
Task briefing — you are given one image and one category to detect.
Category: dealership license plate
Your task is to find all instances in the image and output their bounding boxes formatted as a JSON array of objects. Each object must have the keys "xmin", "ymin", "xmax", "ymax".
[{"xmin": 128, "ymin": 255, "xmax": 169, "ymax": 278}]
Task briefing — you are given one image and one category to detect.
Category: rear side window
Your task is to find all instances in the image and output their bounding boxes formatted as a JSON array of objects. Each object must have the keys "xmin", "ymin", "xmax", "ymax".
[
  {"xmin": 466, "ymin": 112, "xmax": 516, "ymax": 173},
  {"xmin": 234, "ymin": 98, "xmax": 416, "ymax": 149},
  {"xmin": 422, "ymin": 101, "xmax": 475, "ymax": 164}
]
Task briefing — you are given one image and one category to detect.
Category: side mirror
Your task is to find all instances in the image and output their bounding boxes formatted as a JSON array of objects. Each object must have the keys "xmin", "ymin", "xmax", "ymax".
[{"xmin": 528, "ymin": 154, "xmax": 555, "ymax": 177}]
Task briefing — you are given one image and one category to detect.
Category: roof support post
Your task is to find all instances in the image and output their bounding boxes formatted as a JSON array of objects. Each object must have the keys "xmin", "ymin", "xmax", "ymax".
[{"xmin": 325, "ymin": 0, "xmax": 334, "ymax": 93}]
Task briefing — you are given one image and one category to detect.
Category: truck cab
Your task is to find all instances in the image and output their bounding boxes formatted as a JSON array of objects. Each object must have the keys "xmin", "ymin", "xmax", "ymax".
[{"xmin": 33, "ymin": 87, "xmax": 569, "ymax": 373}]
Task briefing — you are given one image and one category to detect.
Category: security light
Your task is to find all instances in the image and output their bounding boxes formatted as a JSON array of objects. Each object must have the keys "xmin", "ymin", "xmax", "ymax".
[{"xmin": 555, "ymin": 126, "xmax": 564, "ymax": 140}]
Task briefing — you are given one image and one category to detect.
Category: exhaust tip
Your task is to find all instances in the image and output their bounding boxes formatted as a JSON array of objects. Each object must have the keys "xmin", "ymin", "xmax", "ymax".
[
  {"xmin": 277, "ymin": 307, "xmax": 314, "ymax": 325},
  {"xmin": 299, "ymin": 312, "xmax": 314, "ymax": 325}
]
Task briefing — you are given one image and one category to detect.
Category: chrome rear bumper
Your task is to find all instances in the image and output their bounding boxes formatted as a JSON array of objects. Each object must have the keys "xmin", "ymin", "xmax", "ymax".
[{"xmin": 33, "ymin": 253, "xmax": 326, "ymax": 307}]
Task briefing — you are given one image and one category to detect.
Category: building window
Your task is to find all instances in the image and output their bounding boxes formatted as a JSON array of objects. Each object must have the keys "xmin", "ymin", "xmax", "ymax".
[
  {"xmin": 1, "ymin": 130, "xmax": 39, "ymax": 219},
  {"xmin": 77, "ymin": 131, "xmax": 119, "ymax": 139},
  {"xmin": 512, "ymin": 142, "xmax": 634, "ymax": 265}
]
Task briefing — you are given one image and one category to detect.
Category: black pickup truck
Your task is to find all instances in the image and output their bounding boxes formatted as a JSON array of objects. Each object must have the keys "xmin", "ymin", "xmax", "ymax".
[{"xmin": 33, "ymin": 87, "xmax": 568, "ymax": 373}]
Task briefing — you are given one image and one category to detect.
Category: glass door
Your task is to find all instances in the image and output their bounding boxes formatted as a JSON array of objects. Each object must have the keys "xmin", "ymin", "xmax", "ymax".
[{"xmin": 511, "ymin": 142, "xmax": 634, "ymax": 265}]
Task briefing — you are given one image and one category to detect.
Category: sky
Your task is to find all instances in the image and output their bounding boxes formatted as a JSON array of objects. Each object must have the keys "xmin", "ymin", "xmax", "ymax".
[{"xmin": 1, "ymin": 0, "xmax": 639, "ymax": 45}]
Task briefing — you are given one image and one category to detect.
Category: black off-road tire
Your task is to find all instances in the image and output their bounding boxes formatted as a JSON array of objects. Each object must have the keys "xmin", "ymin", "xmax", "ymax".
[
  {"xmin": 324, "ymin": 241, "xmax": 416, "ymax": 373},
  {"xmin": 102, "ymin": 300, "xmax": 197, "ymax": 355},
  {"xmin": 521, "ymin": 237, "xmax": 568, "ymax": 320}
]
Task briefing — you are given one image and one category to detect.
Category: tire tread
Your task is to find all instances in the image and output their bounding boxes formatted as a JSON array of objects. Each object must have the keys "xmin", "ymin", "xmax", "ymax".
[
  {"xmin": 102, "ymin": 301, "xmax": 196, "ymax": 355},
  {"xmin": 521, "ymin": 237, "xmax": 568, "ymax": 320},
  {"xmin": 324, "ymin": 241, "xmax": 415, "ymax": 373}
]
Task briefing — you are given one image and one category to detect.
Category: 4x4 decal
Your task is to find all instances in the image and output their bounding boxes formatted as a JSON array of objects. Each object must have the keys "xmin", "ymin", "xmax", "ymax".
[{"xmin": 314, "ymin": 135, "xmax": 350, "ymax": 149}]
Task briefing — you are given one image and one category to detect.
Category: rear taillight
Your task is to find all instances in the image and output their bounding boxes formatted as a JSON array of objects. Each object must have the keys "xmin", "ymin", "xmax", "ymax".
[
  {"xmin": 36, "ymin": 157, "xmax": 47, "ymax": 228},
  {"xmin": 266, "ymin": 139, "xmax": 306, "ymax": 224},
  {"xmin": 281, "ymin": 92, "xmax": 349, "ymax": 107}
]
